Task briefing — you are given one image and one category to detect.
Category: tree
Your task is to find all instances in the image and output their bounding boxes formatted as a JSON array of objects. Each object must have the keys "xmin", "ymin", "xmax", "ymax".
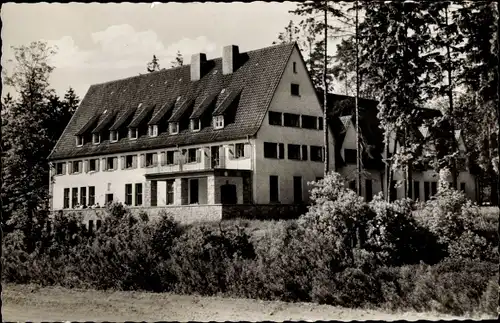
[
  {"xmin": 1, "ymin": 41, "xmax": 79, "ymax": 246},
  {"xmin": 147, "ymin": 54, "xmax": 161, "ymax": 72},
  {"xmin": 170, "ymin": 51, "xmax": 183, "ymax": 68}
]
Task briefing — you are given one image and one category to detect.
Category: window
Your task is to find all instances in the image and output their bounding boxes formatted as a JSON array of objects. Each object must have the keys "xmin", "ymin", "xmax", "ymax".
[
  {"xmin": 89, "ymin": 159, "xmax": 98, "ymax": 172},
  {"xmin": 301, "ymin": 145, "xmax": 308, "ymax": 160},
  {"xmin": 310, "ymin": 146, "xmax": 323, "ymax": 162},
  {"xmin": 92, "ymin": 133, "xmax": 100, "ymax": 145},
  {"xmin": 390, "ymin": 181, "xmax": 397, "ymax": 202},
  {"xmin": 269, "ymin": 176, "xmax": 279, "ymax": 203},
  {"xmin": 293, "ymin": 62, "xmax": 297, "ymax": 73},
  {"xmin": 110, "ymin": 130, "xmax": 118, "ymax": 142},
  {"xmin": 301, "ymin": 115, "xmax": 317, "ymax": 129},
  {"xmin": 284, "ymin": 113, "xmax": 300, "ymax": 127},
  {"xmin": 413, "ymin": 181, "xmax": 420, "ymax": 200},
  {"xmin": 88, "ymin": 220, "xmax": 94, "ymax": 234},
  {"xmin": 56, "ymin": 162, "xmax": 65, "ymax": 175},
  {"xmin": 293, "ymin": 176, "xmax": 302, "ymax": 203},
  {"xmin": 72, "ymin": 188, "xmax": 78, "ymax": 208},
  {"xmin": 125, "ymin": 184, "xmax": 133, "ymax": 205},
  {"xmin": 349, "ymin": 180, "xmax": 356, "ymax": 191},
  {"xmin": 148, "ymin": 125, "xmax": 158, "ymax": 137},
  {"xmin": 135, "ymin": 183, "xmax": 143, "ymax": 206},
  {"xmin": 63, "ymin": 188, "xmax": 70, "ymax": 209},
  {"xmin": 73, "ymin": 161, "xmax": 80, "ymax": 173},
  {"xmin": 318, "ymin": 117, "xmax": 324, "ymax": 130},
  {"xmin": 344, "ymin": 149, "xmax": 357, "ymax": 164},
  {"xmin": 191, "ymin": 119, "xmax": 201, "ymax": 131},
  {"xmin": 291, "ymin": 83, "xmax": 300, "ymax": 96},
  {"xmin": 189, "ymin": 179, "xmax": 199, "ymax": 204},
  {"xmin": 288, "ymin": 144, "xmax": 301, "ymax": 160},
  {"xmin": 80, "ymin": 187, "xmax": 87, "ymax": 207},
  {"xmin": 96, "ymin": 219, "xmax": 102, "ymax": 230},
  {"xmin": 105, "ymin": 193, "xmax": 113, "ymax": 204},
  {"xmin": 129, "ymin": 128, "xmax": 138, "ymax": 140},
  {"xmin": 106, "ymin": 157, "xmax": 116, "ymax": 170},
  {"xmin": 366, "ymin": 179, "xmax": 373, "ymax": 202},
  {"xmin": 268, "ymin": 111, "xmax": 282, "ymax": 126},
  {"xmin": 76, "ymin": 136, "xmax": 84, "ymax": 147},
  {"xmin": 187, "ymin": 148, "xmax": 199, "ymax": 163},
  {"xmin": 264, "ymin": 142, "xmax": 283, "ymax": 159},
  {"xmin": 166, "ymin": 180, "xmax": 175, "ymax": 205},
  {"xmin": 169, "ymin": 122, "xmax": 179, "ymax": 134},
  {"xmin": 88, "ymin": 186, "xmax": 95, "ymax": 206},
  {"xmin": 460, "ymin": 182, "xmax": 466, "ymax": 192},
  {"xmin": 431, "ymin": 182, "xmax": 437, "ymax": 197},
  {"xmin": 151, "ymin": 180, "xmax": 157, "ymax": 207},
  {"xmin": 213, "ymin": 115, "xmax": 224, "ymax": 129},
  {"xmin": 145, "ymin": 153, "xmax": 157, "ymax": 167},
  {"xmin": 166, "ymin": 151, "xmax": 175, "ymax": 165},
  {"xmin": 235, "ymin": 143, "xmax": 245, "ymax": 158},
  {"xmin": 125, "ymin": 155, "xmax": 134, "ymax": 169},
  {"xmin": 424, "ymin": 181, "xmax": 430, "ymax": 201}
]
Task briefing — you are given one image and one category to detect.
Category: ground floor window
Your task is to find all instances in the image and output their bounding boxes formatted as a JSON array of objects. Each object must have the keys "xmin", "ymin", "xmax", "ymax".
[
  {"xmin": 125, "ymin": 184, "xmax": 133, "ymax": 205},
  {"xmin": 63, "ymin": 188, "xmax": 70, "ymax": 209},
  {"xmin": 189, "ymin": 179, "xmax": 199, "ymax": 204},
  {"xmin": 166, "ymin": 180, "xmax": 175, "ymax": 205},
  {"xmin": 89, "ymin": 186, "xmax": 95, "ymax": 206},
  {"xmin": 390, "ymin": 181, "xmax": 397, "ymax": 202},
  {"xmin": 269, "ymin": 175, "xmax": 279, "ymax": 203},
  {"xmin": 365, "ymin": 179, "xmax": 373, "ymax": 202},
  {"xmin": 413, "ymin": 181, "xmax": 420, "ymax": 201},
  {"xmin": 80, "ymin": 187, "xmax": 87, "ymax": 207},
  {"xmin": 72, "ymin": 188, "xmax": 78, "ymax": 208},
  {"xmin": 135, "ymin": 183, "xmax": 143, "ymax": 206},
  {"xmin": 105, "ymin": 193, "xmax": 113, "ymax": 204}
]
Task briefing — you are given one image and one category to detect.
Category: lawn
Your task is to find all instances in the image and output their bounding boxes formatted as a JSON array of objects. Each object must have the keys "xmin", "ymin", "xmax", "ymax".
[{"xmin": 1, "ymin": 283, "xmax": 487, "ymax": 322}]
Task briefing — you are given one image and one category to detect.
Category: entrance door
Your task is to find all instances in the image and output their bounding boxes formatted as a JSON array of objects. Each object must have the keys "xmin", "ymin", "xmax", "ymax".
[
  {"xmin": 293, "ymin": 176, "xmax": 302, "ymax": 203},
  {"xmin": 221, "ymin": 183, "xmax": 237, "ymax": 204},
  {"xmin": 189, "ymin": 179, "xmax": 199, "ymax": 204}
]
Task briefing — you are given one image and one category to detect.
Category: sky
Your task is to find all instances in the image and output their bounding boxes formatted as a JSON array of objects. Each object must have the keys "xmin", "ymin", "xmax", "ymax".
[{"xmin": 2, "ymin": 2, "xmax": 314, "ymax": 100}]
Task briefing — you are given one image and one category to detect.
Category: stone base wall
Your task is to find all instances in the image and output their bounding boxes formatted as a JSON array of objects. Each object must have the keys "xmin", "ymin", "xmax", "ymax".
[{"xmin": 53, "ymin": 203, "xmax": 307, "ymax": 225}]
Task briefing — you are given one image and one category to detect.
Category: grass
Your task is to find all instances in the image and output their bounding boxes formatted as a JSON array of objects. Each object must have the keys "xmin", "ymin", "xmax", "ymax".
[{"xmin": 3, "ymin": 283, "xmax": 488, "ymax": 322}]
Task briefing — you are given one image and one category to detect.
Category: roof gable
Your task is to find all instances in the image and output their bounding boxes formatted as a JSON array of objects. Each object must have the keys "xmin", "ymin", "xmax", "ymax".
[{"xmin": 49, "ymin": 43, "xmax": 295, "ymax": 160}]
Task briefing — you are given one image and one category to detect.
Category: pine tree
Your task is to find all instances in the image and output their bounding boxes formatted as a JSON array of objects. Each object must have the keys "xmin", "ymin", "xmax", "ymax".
[
  {"xmin": 147, "ymin": 54, "xmax": 161, "ymax": 72},
  {"xmin": 170, "ymin": 51, "xmax": 183, "ymax": 68}
]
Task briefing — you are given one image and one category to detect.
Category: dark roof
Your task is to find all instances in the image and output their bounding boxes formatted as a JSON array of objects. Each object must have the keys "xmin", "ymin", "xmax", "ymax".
[
  {"xmin": 213, "ymin": 89, "xmax": 242, "ymax": 116},
  {"xmin": 148, "ymin": 100, "xmax": 175, "ymax": 125},
  {"xmin": 129, "ymin": 104, "xmax": 155, "ymax": 128},
  {"xmin": 75, "ymin": 114, "xmax": 100, "ymax": 136},
  {"xmin": 190, "ymin": 93, "xmax": 218, "ymax": 119},
  {"xmin": 168, "ymin": 98, "xmax": 195, "ymax": 122},
  {"xmin": 92, "ymin": 110, "xmax": 118, "ymax": 133},
  {"xmin": 109, "ymin": 106, "xmax": 137, "ymax": 131},
  {"xmin": 49, "ymin": 42, "xmax": 296, "ymax": 160}
]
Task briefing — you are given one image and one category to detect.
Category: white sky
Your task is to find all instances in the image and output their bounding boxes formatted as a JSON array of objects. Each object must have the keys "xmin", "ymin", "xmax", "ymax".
[{"xmin": 2, "ymin": 2, "xmax": 323, "ymax": 99}]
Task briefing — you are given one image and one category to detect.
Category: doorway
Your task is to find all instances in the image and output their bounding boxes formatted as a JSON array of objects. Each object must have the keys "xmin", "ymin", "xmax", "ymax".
[
  {"xmin": 293, "ymin": 176, "xmax": 302, "ymax": 203},
  {"xmin": 221, "ymin": 182, "xmax": 237, "ymax": 204}
]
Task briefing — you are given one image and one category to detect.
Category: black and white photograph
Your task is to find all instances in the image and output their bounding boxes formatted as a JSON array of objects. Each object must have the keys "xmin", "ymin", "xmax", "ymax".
[{"xmin": 1, "ymin": 1, "xmax": 498, "ymax": 321}]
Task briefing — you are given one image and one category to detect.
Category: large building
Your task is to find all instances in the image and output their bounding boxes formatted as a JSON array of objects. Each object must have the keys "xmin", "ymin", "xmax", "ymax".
[
  {"xmin": 48, "ymin": 42, "xmax": 478, "ymax": 225},
  {"xmin": 48, "ymin": 43, "xmax": 336, "ymax": 223}
]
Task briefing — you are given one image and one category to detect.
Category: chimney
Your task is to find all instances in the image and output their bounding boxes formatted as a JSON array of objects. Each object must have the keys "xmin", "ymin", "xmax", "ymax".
[
  {"xmin": 222, "ymin": 45, "xmax": 239, "ymax": 75},
  {"xmin": 190, "ymin": 53, "xmax": 207, "ymax": 81}
]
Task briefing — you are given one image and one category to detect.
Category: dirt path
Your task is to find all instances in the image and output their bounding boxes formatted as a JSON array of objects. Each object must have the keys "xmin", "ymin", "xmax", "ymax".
[{"xmin": 1, "ymin": 284, "xmax": 489, "ymax": 322}]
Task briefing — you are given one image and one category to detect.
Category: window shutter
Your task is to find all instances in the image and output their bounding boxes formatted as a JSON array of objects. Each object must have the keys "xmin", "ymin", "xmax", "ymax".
[
  {"xmin": 140, "ymin": 154, "xmax": 145, "ymax": 168},
  {"xmin": 79, "ymin": 161, "xmax": 83, "ymax": 172},
  {"xmin": 174, "ymin": 151, "xmax": 180, "ymax": 165},
  {"xmin": 96, "ymin": 159, "xmax": 100, "ymax": 172},
  {"xmin": 62, "ymin": 162, "xmax": 67, "ymax": 175},
  {"xmin": 244, "ymin": 143, "xmax": 251, "ymax": 158},
  {"xmin": 84, "ymin": 160, "xmax": 89, "ymax": 173},
  {"xmin": 228, "ymin": 144, "xmax": 235, "ymax": 160},
  {"xmin": 196, "ymin": 149, "xmax": 201, "ymax": 163},
  {"xmin": 153, "ymin": 153, "xmax": 158, "ymax": 166},
  {"xmin": 160, "ymin": 152, "xmax": 166, "ymax": 166},
  {"xmin": 113, "ymin": 157, "xmax": 118, "ymax": 169},
  {"xmin": 278, "ymin": 143, "xmax": 285, "ymax": 159},
  {"xmin": 101, "ymin": 158, "xmax": 107, "ymax": 171},
  {"xmin": 68, "ymin": 162, "xmax": 73, "ymax": 174},
  {"xmin": 121, "ymin": 156, "xmax": 125, "ymax": 170},
  {"xmin": 132, "ymin": 155, "xmax": 138, "ymax": 168}
]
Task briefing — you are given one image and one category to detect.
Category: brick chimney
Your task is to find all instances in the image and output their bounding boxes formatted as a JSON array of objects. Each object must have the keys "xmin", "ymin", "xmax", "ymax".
[
  {"xmin": 190, "ymin": 53, "xmax": 207, "ymax": 81},
  {"xmin": 222, "ymin": 45, "xmax": 239, "ymax": 75}
]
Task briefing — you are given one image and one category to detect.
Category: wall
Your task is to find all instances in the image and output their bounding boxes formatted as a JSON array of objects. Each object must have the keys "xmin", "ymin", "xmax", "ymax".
[
  {"xmin": 222, "ymin": 204, "xmax": 306, "ymax": 221},
  {"xmin": 254, "ymin": 46, "xmax": 335, "ymax": 204}
]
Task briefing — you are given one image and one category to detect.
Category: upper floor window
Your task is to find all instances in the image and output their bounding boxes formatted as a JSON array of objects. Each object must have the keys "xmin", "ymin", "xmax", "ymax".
[
  {"xmin": 235, "ymin": 143, "xmax": 245, "ymax": 158},
  {"xmin": 310, "ymin": 146, "xmax": 324, "ymax": 162},
  {"xmin": 291, "ymin": 83, "xmax": 300, "ymax": 96},
  {"xmin": 92, "ymin": 133, "xmax": 100, "ymax": 145},
  {"xmin": 110, "ymin": 130, "xmax": 118, "ymax": 142},
  {"xmin": 145, "ymin": 152, "xmax": 157, "ymax": 167},
  {"xmin": 293, "ymin": 62, "xmax": 297, "ymax": 73},
  {"xmin": 344, "ymin": 149, "xmax": 357, "ymax": 164},
  {"xmin": 76, "ymin": 136, "xmax": 84, "ymax": 147},
  {"xmin": 318, "ymin": 117, "xmax": 324, "ymax": 130},
  {"xmin": 264, "ymin": 142, "xmax": 284, "ymax": 159},
  {"xmin": 106, "ymin": 157, "xmax": 117, "ymax": 170},
  {"xmin": 213, "ymin": 115, "xmax": 224, "ymax": 129},
  {"xmin": 89, "ymin": 159, "xmax": 99, "ymax": 172},
  {"xmin": 55, "ymin": 162, "xmax": 65, "ymax": 175},
  {"xmin": 148, "ymin": 125, "xmax": 158, "ymax": 137},
  {"xmin": 191, "ymin": 119, "xmax": 201, "ymax": 132},
  {"xmin": 301, "ymin": 115, "xmax": 317, "ymax": 129},
  {"xmin": 169, "ymin": 122, "xmax": 179, "ymax": 135},
  {"xmin": 129, "ymin": 128, "xmax": 138, "ymax": 140},
  {"xmin": 187, "ymin": 148, "xmax": 200, "ymax": 163},
  {"xmin": 125, "ymin": 155, "xmax": 134, "ymax": 169},
  {"xmin": 166, "ymin": 151, "xmax": 175, "ymax": 165},
  {"xmin": 288, "ymin": 144, "xmax": 301, "ymax": 160},
  {"xmin": 284, "ymin": 113, "xmax": 300, "ymax": 128},
  {"xmin": 72, "ymin": 160, "xmax": 81, "ymax": 173},
  {"xmin": 268, "ymin": 111, "xmax": 282, "ymax": 126}
]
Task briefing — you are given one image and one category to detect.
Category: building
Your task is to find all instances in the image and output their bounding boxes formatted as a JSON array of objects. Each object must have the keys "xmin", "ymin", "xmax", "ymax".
[{"xmin": 48, "ymin": 43, "xmax": 336, "ymax": 224}]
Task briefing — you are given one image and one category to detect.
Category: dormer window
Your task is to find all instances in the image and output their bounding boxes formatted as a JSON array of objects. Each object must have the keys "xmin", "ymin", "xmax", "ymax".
[
  {"xmin": 191, "ymin": 119, "xmax": 201, "ymax": 132},
  {"xmin": 110, "ymin": 130, "xmax": 118, "ymax": 142},
  {"xmin": 76, "ymin": 136, "xmax": 84, "ymax": 147},
  {"xmin": 92, "ymin": 133, "xmax": 101, "ymax": 145},
  {"xmin": 148, "ymin": 125, "xmax": 158, "ymax": 137},
  {"xmin": 129, "ymin": 128, "xmax": 138, "ymax": 140},
  {"xmin": 213, "ymin": 115, "xmax": 224, "ymax": 129},
  {"xmin": 169, "ymin": 122, "xmax": 179, "ymax": 135}
]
